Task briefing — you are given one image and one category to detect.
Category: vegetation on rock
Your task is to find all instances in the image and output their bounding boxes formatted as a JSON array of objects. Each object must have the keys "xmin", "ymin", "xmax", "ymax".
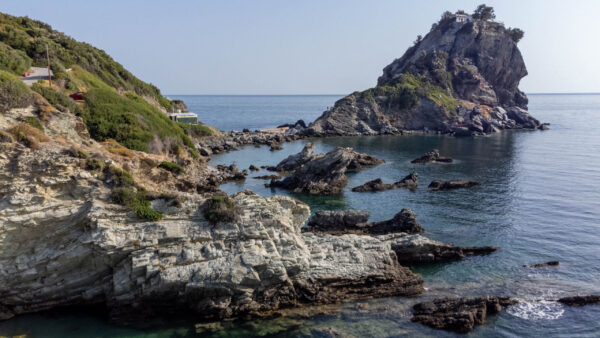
[
  {"xmin": 202, "ymin": 195, "xmax": 238, "ymax": 224},
  {"xmin": 158, "ymin": 161, "xmax": 184, "ymax": 174},
  {"xmin": 0, "ymin": 70, "xmax": 32, "ymax": 112},
  {"xmin": 7, "ymin": 122, "xmax": 49, "ymax": 149}
]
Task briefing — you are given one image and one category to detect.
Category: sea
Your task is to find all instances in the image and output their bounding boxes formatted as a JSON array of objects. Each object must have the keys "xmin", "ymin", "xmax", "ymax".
[{"xmin": 1, "ymin": 94, "xmax": 599, "ymax": 337}]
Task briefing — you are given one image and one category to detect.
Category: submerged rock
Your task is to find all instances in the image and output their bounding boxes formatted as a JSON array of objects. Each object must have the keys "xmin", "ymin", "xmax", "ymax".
[
  {"xmin": 412, "ymin": 297, "xmax": 518, "ymax": 333},
  {"xmin": 523, "ymin": 261, "xmax": 559, "ymax": 268},
  {"xmin": 305, "ymin": 209, "xmax": 423, "ymax": 235},
  {"xmin": 428, "ymin": 180, "xmax": 480, "ymax": 190},
  {"xmin": 253, "ymin": 174, "xmax": 282, "ymax": 180},
  {"xmin": 558, "ymin": 295, "xmax": 600, "ymax": 306},
  {"xmin": 411, "ymin": 150, "xmax": 453, "ymax": 164},
  {"xmin": 352, "ymin": 172, "xmax": 418, "ymax": 192}
]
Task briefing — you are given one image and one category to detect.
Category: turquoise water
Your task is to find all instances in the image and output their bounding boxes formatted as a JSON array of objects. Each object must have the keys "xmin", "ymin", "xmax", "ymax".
[{"xmin": 2, "ymin": 94, "xmax": 600, "ymax": 337}]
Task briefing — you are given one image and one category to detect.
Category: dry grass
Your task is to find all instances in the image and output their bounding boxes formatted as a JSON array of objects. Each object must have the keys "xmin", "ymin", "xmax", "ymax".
[
  {"xmin": 0, "ymin": 130, "xmax": 14, "ymax": 143},
  {"xmin": 103, "ymin": 138, "xmax": 133, "ymax": 158},
  {"xmin": 8, "ymin": 123, "xmax": 50, "ymax": 149}
]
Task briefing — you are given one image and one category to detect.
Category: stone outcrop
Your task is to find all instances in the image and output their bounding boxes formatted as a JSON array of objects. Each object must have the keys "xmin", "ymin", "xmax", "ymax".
[
  {"xmin": 558, "ymin": 295, "xmax": 600, "ymax": 307},
  {"xmin": 305, "ymin": 209, "xmax": 424, "ymax": 235},
  {"xmin": 276, "ymin": 142, "xmax": 316, "ymax": 171},
  {"xmin": 196, "ymin": 130, "xmax": 305, "ymax": 156},
  {"xmin": 391, "ymin": 236, "xmax": 498, "ymax": 264},
  {"xmin": 428, "ymin": 180, "xmax": 480, "ymax": 190},
  {"xmin": 352, "ymin": 172, "xmax": 418, "ymax": 192},
  {"xmin": 412, "ymin": 297, "xmax": 518, "ymax": 333},
  {"xmin": 269, "ymin": 147, "xmax": 382, "ymax": 195},
  {"xmin": 411, "ymin": 150, "xmax": 453, "ymax": 164},
  {"xmin": 305, "ymin": 11, "xmax": 542, "ymax": 137}
]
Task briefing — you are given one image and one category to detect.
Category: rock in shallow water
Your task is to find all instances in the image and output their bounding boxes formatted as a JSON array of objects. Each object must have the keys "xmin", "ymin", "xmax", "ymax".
[
  {"xmin": 411, "ymin": 297, "xmax": 518, "ymax": 333},
  {"xmin": 411, "ymin": 150, "xmax": 453, "ymax": 164},
  {"xmin": 558, "ymin": 295, "xmax": 600, "ymax": 306},
  {"xmin": 351, "ymin": 172, "xmax": 418, "ymax": 192},
  {"xmin": 305, "ymin": 209, "xmax": 424, "ymax": 235},
  {"xmin": 428, "ymin": 180, "xmax": 480, "ymax": 190}
]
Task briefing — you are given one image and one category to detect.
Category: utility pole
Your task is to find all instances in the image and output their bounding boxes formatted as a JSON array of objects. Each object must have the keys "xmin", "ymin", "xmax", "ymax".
[{"xmin": 46, "ymin": 43, "xmax": 52, "ymax": 87}]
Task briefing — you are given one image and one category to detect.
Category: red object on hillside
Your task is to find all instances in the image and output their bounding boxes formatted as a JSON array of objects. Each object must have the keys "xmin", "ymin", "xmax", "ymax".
[{"xmin": 69, "ymin": 92, "xmax": 84, "ymax": 100}]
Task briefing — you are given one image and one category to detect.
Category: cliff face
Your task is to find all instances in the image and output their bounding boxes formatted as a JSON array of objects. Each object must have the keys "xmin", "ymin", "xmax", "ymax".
[{"xmin": 307, "ymin": 14, "xmax": 542, "ymax": 136}]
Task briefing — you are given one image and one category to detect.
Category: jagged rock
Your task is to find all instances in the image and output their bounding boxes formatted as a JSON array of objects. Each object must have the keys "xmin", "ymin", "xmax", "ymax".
[
  {"xmin": 270, "ymin": 143, "xmax": 283, "ymax": 151},
  {"xmin": 391, "ymin": 236, "xmax": 498, "ymax": 264},
  {"xmin": 352, "ymin": 172, "xmax": 418, "ymax": 192},
  {"xmin": 305, "ymin": 12, "xmax": 542, "ymax": 137},
  {"xmin": 558, "ymin": 295, "xmax": 600, "ymax": 307},
  {"xmin": 523, "ymin": 261, "xmax": 559, "ymax": 268},
  {"xmin": 276, "ymin": 142, "xmax": 316, "ymax": 171},
  {"xmin": 268, "ymin": 147, "xmax": 355, "ymax": 194},
  {"xmin": 411, "ymin": 150, "xmax": 453, "ymax": 164},
  {"xmin": 428, "ymin": 180, "xmax": 480, "ymax": 190},
  {"xmin": 347, "ymin": 152, "xmax": 385, "ymax": 171},
  {"xmin": 248, "ymin": 164, "xmax": 259, "ymax": 171},
  {"xmin": 305, "ymin": 209, "xmax": 424, "ymax": 235},
  {"xmin": 412, "ymin": 297, "xmax": 518, "ymax": 333},
  {"xmin": 253, "ymin": 174, "xmax": 282, "ymax": 180}
]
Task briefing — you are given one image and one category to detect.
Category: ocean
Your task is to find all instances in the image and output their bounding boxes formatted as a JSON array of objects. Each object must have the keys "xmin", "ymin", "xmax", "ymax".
[{"xmin": 1, "ymin": 94, "xmax": 599, "ymax": 337}]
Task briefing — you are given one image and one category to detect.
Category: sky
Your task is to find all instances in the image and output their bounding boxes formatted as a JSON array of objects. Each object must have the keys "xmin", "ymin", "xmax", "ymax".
[{"xmin": 1, "ymin": 0, "xmax": 599, "ymax": 95}]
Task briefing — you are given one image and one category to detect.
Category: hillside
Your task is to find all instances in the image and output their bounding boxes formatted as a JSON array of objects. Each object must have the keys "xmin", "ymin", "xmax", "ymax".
[
  {"xmin": 0, "ymin": 11, "xmax": 212, "ymax": 154},
  {"xmin": 306, "ymin": 5, "xmax": 543, "ymax": 137}
]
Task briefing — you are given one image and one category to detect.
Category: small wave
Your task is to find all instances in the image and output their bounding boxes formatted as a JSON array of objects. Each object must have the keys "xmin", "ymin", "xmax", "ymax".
[{"xmin": 507, "ymin": 300, "xmax": 564, "ymax": 320}]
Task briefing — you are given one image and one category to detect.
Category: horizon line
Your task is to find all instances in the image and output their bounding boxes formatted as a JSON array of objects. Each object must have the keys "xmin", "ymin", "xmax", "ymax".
[{"xmin": 166, "ymin": 92, "xmax": 600, "ymax": 96}]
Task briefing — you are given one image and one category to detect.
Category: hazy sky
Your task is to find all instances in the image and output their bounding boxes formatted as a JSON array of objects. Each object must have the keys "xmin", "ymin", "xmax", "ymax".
[{"xmin": 2, "ymin": 0, "xmax": 599, "ymax": 94}]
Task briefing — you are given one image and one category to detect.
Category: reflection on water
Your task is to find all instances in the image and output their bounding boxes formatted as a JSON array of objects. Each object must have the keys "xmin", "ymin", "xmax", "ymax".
[{"xmin": 2, "ymin": 95, "xmax": 600, "ymax": 337}]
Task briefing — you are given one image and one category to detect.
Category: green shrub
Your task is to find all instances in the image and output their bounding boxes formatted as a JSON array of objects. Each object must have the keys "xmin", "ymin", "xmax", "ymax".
[
  {"xmin": 104, "ymin": 164, "xmax": 135, "ymax": 187},
  {"xmin": 69, "ymin": 147, "xmax": 89, "ymax": 159},
  {"xmin": 202, "ymin": 195, "xmax": 238, "ymax": 224},
  {"xmin": 0, "ymin": 41, "xmax": 31, "ymax": 74},
  {"xmin": 179, "ymin": 122, "xmax": 213, "ymax": 138},
  {"xmin": 86, "ymin": 157, "xmax": 105, "ymax": 171},
  {"xmin": 31, "ymin": 83, "xmax": 82, "ymax": 115},
  {"xmin": 158, "ymin": 161, "xmax": 184, "ymax": 174},
  {"xmin": 0, "ymin": 70, "xmax": 32, "ymax": 112},
  {"xmin": 24, "ymin": 116, "xmax": 43, "ymax": 130},
  {"xmin": 81, "ymin": 88, "xmax": 192, "ymax": 152},
  {"xmin": 110, "ymin": 187, "xmax": 163, "ymax": 221},
  {"xmin": 507, "ymin": 27, "xmax": 524, "ymax": 43}
]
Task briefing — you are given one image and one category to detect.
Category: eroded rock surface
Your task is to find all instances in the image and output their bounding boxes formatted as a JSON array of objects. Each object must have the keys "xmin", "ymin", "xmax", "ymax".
[
  {"xmin": 411, "ymin": 150, "xmax": 453, "ymax": 164},
  {"xmin": 412, "ymin": 297, "xmax": 518, "ymax": 333},
  {"xmin": 558, "ymin": 295, "xmax": 600, "ymax": 307},
  {"xmin": 352, "ymin": 173, "xmax": 418, "ymax": 192},
  {"xmin": 305, "ymin": 13, "xmax": 542, "ymax": 137},
  {"xmin": 305, "ymin": 209, "xmax": 423, "ymax": 235},
  {"xmin": 391, "ymin": 236, "xmax": 498, "ymax": 264},
  {"xmin": 276, "ymin": 142, "xmax": 316, "ymax": 171}
]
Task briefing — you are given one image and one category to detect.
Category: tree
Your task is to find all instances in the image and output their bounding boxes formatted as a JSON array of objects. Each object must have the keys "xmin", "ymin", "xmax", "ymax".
[
  {"xmin": 472, "ymin": 4, "xmax": 495, "ymax": 21},
  {"xmin": 507, "ymin": 27, "xmax": 525, "ymax": 43}
]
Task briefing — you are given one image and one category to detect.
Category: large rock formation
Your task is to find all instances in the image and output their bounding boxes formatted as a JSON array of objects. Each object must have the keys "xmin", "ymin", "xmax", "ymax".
[
  {"xmin": 305, "ymin": 9, "xmax": 541, "ymax": 137},
  {"xmin": 269, "ymin": 147, "xmax": 384, "ymax": 195}
]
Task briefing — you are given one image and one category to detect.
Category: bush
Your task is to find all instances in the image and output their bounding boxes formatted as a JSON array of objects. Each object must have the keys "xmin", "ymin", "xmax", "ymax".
[
  {"xmin": 31, "ymin": 83, "xmax": 82, "ymax": 115},
  {"xmin": 507, "ymin": 27, "xmax": 524, "ymax": 43},
  {"xmin": 110, "ymin": 187, "xmax": 163, "ymax": 221},
  {"xmin": 179, "ymin": 122, "xmax": 213, "ymax": 137},
  {"xmin": 202, "ymin": 195, "xmax": 238, "ymax": 224},
  {"xmin": 69, "ymin": 147, "xmax": 89, "ymax": 159},
  {"xmin": 0, "ymin": 41, "xmax": 31, "ymax": 74},
  {"xmin": 158, "ymin": 161, "xmax": 184, "ymax": 174},
  {"xmin": 8, "ymin": 122, "xmax": 49, "ymax": 148},
  {"xmin": 24, "ymin": 116, "xmax": 43, "ymax": 130},
  {"xmin": 0, "ymin": 70, "xmax": 33, "ymax": 112},
  {"xmin": 472, "ymin": 4, "xmax": 495, "ymax": 21},
  {"xmin": 81, "ymin": 88, "xmax": 193, "ymax": 153},
  {"xmin": 104, "ymin": 164, "xmax": 135, "ymax": 187},
  {"xmin": 102, "ymin": 138, "xmax": 133, "ymax": 158},
  {"xmin": 85, "ymin": 157, "xmax": 105, "ymax": 171}
]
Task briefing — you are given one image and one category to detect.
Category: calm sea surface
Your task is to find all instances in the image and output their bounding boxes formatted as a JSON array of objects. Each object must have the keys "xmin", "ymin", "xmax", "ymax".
[{"xmin": 1, "ymin": 94, "xmax": 599, "ymax": 337}]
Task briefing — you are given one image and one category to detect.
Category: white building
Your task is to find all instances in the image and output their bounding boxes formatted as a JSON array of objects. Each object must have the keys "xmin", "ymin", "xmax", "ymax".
[{"xmin": 455, "ymin": 14, "xmax": 472, "ymax": 23}]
